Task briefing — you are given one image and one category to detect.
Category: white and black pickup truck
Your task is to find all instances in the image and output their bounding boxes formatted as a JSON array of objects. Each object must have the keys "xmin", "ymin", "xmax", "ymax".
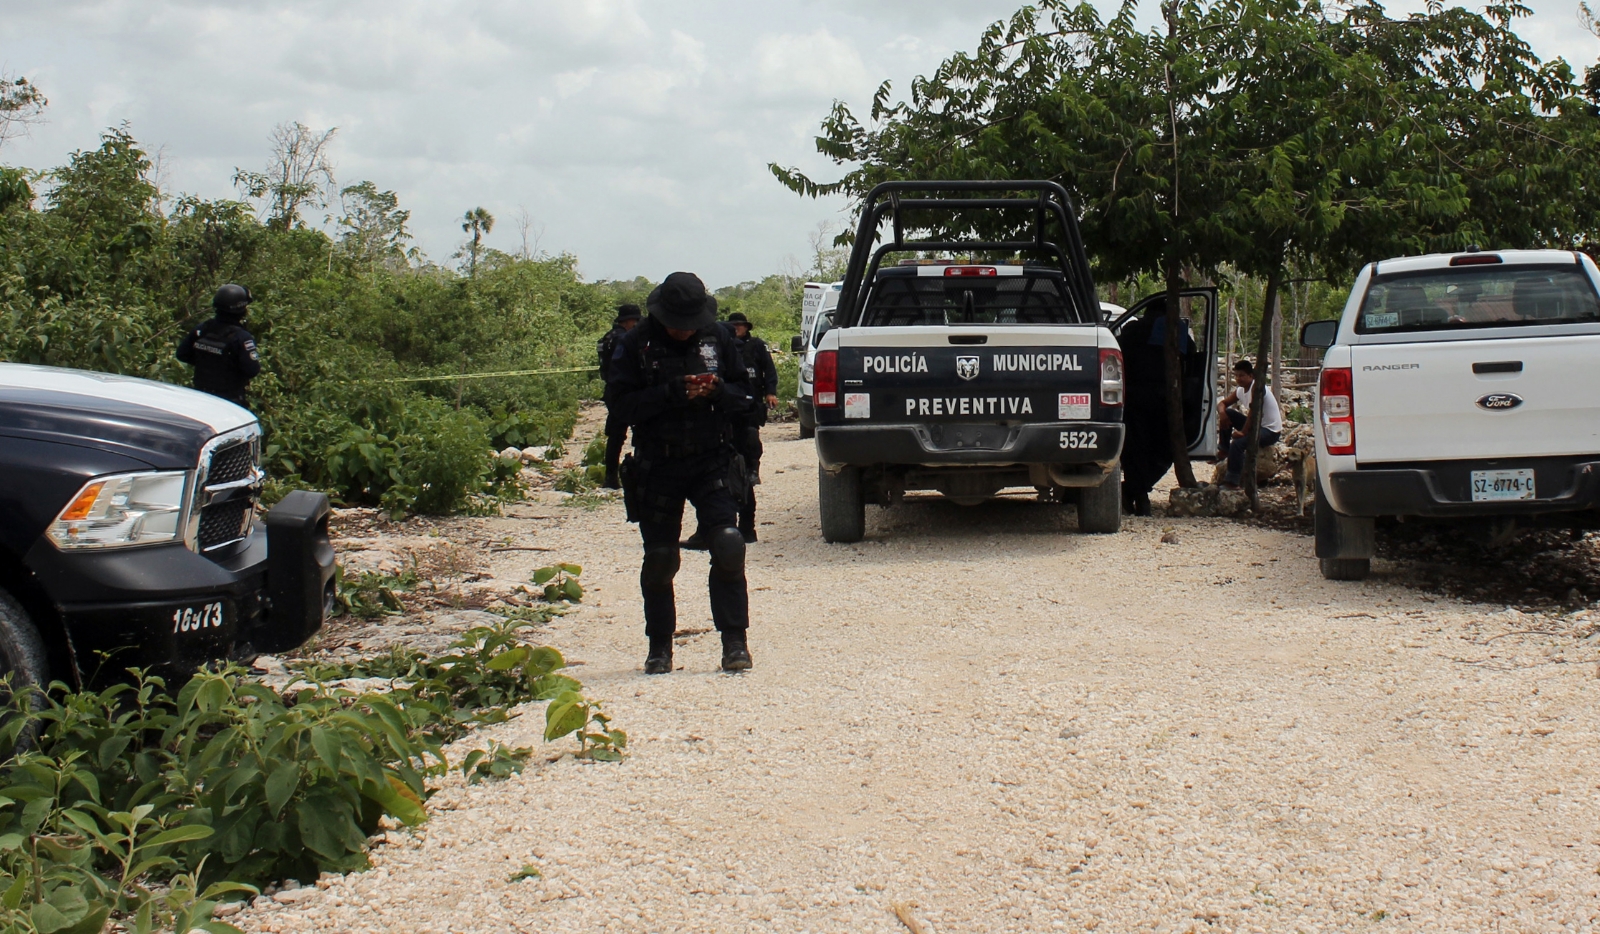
[
  {"xmin": 0, "ymin": 363, "xmax": 337, "ymax": 691},
  {"xmin": 811, "ymin": 181, "xmax": 1166, "ymax": 542},
  {"xmin": 1303, "ymin": 248, "xmax": 1600, "ymax": 579}
]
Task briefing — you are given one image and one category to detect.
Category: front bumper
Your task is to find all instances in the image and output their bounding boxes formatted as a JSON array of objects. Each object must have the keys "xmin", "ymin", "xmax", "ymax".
[
  {"xmin": 1328, "ymin": 457, "xmax": 1600, "ymax": 518},
  {"xmin": 816, "ymin": 421, "xmax": 1124, "ymax": 470},
  {"xmin": 25, "ymin": 491, "xmax": 335, "ymax": 685}
]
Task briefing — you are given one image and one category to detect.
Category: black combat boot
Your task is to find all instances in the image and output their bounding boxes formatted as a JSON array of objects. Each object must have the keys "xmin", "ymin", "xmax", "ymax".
[
  {"xmin": 720, "ymin": 631, "xmax": 752, "ymax": 671},
  {"xmin": 680, "ymin": 528, "xmax": 710, "ymax": 550},
  {"xmin": 644, "ymin": 637, "xmax": 673, "ymax": 675}
]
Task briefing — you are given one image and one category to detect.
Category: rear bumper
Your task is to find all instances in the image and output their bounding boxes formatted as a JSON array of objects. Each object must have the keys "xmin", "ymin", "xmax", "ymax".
[
  {"xmin": 25, "ymin": 491, "xmax": 335, "ymax": 684},
  {"xmin": 1328, "ymin": 458, "xmax": 1600, "ymax": 518},
  {"xmin": 816, "ymin": 421, "xmax": 1124, "ymax": 470}
]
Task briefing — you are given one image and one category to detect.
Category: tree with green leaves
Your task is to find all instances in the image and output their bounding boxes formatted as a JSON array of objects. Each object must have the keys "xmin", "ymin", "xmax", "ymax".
[
  {"xmin": 461, "ymin": 206, "xmax": 495, "ymax": 276},
  {"xmin": 337, "ymin": 181, "xmax": 415, "ymax": 271},
  {"xmin": 775, "ymin": 0, "xmax": 1600, "ymax": 503},
  {"xmin": 0, "ymin": 72, "xmax": 46, "ymax": 151}
]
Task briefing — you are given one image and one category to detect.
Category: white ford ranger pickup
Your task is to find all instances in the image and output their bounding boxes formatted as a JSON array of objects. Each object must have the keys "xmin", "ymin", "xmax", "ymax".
[{"xmin": 1301, "ymin": 248, "xmax": 1600, "ymax": 580}]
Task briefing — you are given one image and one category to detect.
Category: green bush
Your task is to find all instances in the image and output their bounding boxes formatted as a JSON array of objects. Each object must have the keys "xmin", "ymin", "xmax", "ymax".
[
  {"xmin": 0, "ymin": 128, "xmax": 613, "ymax": 517},
  {"xmin": 0, "ymin": 615, "xmax": 618, "ymax": 930}
]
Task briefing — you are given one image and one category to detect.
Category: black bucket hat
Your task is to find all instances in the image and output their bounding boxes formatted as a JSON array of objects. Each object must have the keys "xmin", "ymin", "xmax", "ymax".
[
  {"xmin": 646, "ymin": 272, "xmax": 717, "ymax": 331},
  {"xmin": 614, "ymin": 303, "xmax": 643, "ymax": 324},
  {"xmin": 725, "ymin": 312, "xmax": 751, "ymax": 328}
]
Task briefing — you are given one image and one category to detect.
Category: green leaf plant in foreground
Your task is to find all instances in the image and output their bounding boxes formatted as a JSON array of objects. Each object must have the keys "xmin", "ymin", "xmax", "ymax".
[
  {"xmin": 0, "ymin": 615, "xmax": 619, "ymax": 931},
  {"xmin": 530, "ymin": 564, "xmax": 583, "ymax": 603}
]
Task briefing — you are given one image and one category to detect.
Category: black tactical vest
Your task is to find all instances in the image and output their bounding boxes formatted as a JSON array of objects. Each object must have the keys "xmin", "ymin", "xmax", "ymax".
[
  {"xmin": 190, "ymin": 320, "xmax": 251, "ymax": 403},
  {"xmin": 632, "ymin": 323, "xmax": 733, "ymax": 452}
]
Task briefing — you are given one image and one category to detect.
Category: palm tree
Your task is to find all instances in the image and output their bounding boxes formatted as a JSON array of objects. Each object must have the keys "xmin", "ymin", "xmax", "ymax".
[{"xmin": 461, "ymin": 207, "xmax": 495, "ymax": 275}]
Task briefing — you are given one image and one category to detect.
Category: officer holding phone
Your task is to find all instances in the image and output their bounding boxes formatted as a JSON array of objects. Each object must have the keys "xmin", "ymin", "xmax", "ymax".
[{"xmin": 605, "ymin": 272, "xmax": 757, "ymax": 674}]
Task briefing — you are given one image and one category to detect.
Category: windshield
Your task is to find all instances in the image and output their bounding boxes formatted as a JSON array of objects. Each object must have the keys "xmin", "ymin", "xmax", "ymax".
[
  {"xmin": 860, "ymin": 272, "xmax": 1079, "ymax": 327},
  {"xmin": 1357, "ymin": 264, "xmax": 1600, "ymax": 334}
]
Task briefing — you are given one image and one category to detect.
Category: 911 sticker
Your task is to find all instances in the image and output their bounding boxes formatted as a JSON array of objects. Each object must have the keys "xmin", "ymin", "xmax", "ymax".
[
  {"xmin": 1058, "ymin": 393, "xmax": 1092, "ymax": 419},
  {"xmin": 1059, "ymin": 430, "xmax": 1099, "ymax": 450},
  {"xmin": 844, "ymin": 392, "xmax": 870, "ymax": 419}
]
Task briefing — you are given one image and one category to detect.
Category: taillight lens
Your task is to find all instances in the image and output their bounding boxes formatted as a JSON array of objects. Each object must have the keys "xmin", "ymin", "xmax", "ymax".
[
  {"xmin": 814, "ymin": 350, "xmax": 839, "ymax": 407},
  {"xmin": 1319, "ymin": 367, "xmax": 1355, "ymax": 455},
  {"xmin": 1099, "ymin": 348, "xmax": 1124, "ymax": 406}
]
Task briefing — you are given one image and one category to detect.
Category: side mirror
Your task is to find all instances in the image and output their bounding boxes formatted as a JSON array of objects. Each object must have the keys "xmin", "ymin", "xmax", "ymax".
[
  {"xmin": 1300, "ymin": 319, "xmax": 1339, "ymax": 350},
  {"xmin": 790, "ymin": 335, "xmax": 804, "ymax": 353}
]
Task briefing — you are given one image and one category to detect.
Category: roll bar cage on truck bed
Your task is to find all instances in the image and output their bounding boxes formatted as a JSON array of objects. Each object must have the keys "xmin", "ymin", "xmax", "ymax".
[{"xmin": 832, "ymin": 180, "xmax": 1100, "ymax": 328}]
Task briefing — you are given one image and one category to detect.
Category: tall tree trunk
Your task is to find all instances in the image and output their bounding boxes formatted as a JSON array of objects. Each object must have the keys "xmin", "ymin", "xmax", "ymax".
[
  {"xmin": 1163, "ymin": 254, "xmax": 1197, "ymax": 488},
  {"xmin": 1243, "ymin": 265, "xmax": 1284, "ymax": 510}
]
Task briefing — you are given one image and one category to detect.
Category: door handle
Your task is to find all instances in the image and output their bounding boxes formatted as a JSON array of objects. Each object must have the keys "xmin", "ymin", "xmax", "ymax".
[{"xmin": 1472, "ymin": 361, "xmax": 1522, "ymax": 374}]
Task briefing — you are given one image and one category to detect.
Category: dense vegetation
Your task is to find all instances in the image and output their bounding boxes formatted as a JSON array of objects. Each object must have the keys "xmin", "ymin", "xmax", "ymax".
[{"xmin": 0, "ymin": 127, "xmax": 803, "ymax": 516}]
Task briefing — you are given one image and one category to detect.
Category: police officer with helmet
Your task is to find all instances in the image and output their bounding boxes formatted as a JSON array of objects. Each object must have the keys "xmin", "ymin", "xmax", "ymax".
[
  {"xmin": 597, "ymin": 304, "xmax": 643, "ymax": 489},
  {"xmin": 176, "ymin": 284, "xmax": 262, "ymax": 407},
  {"xmin": 723, "ymin": 311, "xmax": 777, "ymax": 542},
  {"xmin": 606, "ymin": 272, "xmax": 757, "ymax": 674}
]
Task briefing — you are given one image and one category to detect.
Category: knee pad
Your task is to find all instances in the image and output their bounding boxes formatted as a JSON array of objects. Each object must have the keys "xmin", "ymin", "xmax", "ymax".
[
  {"xmin": 708, "ymin": 527, "xmax": 746, "ymax": 579},
  {"xmin": 640, "ymin": 545, "xmax": 680, "ymax": 590}
]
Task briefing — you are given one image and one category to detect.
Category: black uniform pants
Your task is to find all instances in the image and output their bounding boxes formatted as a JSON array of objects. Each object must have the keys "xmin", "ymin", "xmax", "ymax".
[
  {"xmin": 1122, "ymin": 396, "xmax": 1173, "ymax": 498},
  {"xmin": 603, "ymin": 409, "xmax": 628, "ymax": 475},
  {"xmin": 734, "ymin": 425, "xmax": 762, "ymax": 533},
  {"xmin": 636, "ymin": 454, "xmax": 748, "ymax": 640}
]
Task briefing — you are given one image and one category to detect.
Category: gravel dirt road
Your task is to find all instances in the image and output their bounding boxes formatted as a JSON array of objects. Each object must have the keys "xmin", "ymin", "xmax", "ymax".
[{"xmin": 239, "ymin": 425, "xmax": 1600, "ymax": 934}]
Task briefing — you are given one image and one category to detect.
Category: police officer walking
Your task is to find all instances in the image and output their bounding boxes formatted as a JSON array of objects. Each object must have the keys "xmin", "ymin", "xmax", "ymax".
[
  {"xmin": 176, "ymin": 284, "xmax": 261, "ymax": 407},
  {"xmin": 597, "ymin": 304, "xmax": 643, "ymax": 489},
  {"xmin": 723, "ymin": 312, "xmax": 777, "ymax": 542},
  {"xmin": 606, "ymin": 273, "xmax": 756, "ymax": 674}
]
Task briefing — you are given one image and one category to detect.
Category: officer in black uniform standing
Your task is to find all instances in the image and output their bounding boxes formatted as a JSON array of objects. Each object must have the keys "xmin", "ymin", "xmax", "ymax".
[
  {"xmin": 606, "ymin": 273, "xmax": 756, "ymax": 675},
  {"xmin": 176, "ymin": 284, "xmax": 261, "ymax": 407},
  {"xmin": 597, "ymin": 304, "xmax": 643, "ymax": 489},
  {"xmin": 724, "ymin": 312, "xmax": 777, "ymax": 542}
]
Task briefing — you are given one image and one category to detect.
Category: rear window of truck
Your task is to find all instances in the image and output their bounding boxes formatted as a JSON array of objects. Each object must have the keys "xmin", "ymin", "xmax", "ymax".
[
  {"xmin": 860, "ymin": 271, "xmax": 1079, "ymax": 327},
  {"xmin": 1357, "ymin": 264, "xmax": 1600, "ymax": 334}
]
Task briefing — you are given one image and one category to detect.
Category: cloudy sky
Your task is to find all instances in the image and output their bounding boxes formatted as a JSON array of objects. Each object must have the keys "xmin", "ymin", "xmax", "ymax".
[{"xmin": 3, "ymin": 0, "xmax": 1597, "ymax": 287}]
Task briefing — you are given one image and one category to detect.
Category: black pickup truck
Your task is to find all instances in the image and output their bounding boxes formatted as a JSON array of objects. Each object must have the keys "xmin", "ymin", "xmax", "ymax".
[{"xmin": 0, "ymin": 363, "xmax": 336, "ymax": 691}]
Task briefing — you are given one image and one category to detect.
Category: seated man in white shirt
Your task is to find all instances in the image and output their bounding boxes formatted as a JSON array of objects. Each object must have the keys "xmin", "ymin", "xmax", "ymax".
[{"xmin": 1216, "ymin": 358, "xmax": 1282, "ymax": 488}]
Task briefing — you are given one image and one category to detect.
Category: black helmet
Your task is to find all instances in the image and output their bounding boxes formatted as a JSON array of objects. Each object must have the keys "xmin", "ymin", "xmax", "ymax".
[{"xmin": 213, "ymin": 284, "xmax": 253, "ymax": 315}]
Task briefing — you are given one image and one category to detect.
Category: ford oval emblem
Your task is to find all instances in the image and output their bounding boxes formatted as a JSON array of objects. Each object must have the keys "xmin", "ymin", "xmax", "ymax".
[{"xmin": 1477, "ymin": 392, "xmax": 1523, "ymax": 411}]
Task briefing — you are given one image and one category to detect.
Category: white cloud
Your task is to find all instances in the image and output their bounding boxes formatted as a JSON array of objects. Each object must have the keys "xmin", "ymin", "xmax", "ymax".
[{"xmin": 754, "ymin": 29, "xmax": 872, "ymax": 100}]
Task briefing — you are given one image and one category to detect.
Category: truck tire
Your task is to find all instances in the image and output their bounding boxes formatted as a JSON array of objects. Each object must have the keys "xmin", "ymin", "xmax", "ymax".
[
  {"xmin": 798, "ymin": 421, "xmax": 814, "ymax": 440},
  {"xmin": 1077, "ymin": 467, "xmax": 1122, "ymax": 534},
  {"xmin": 1314, "ymin": 480, "xmax": 1373, "ymax": 581},
  {"xmin": 0, "ymin": 589, "xmax": 49, "ymax": 750},
  {"xmin": 819, "ymin": 465, "xmax": 865, "ymax": 543}
]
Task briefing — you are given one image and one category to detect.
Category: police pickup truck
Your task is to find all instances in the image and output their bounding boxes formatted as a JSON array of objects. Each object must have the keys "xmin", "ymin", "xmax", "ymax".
[
  {"xmin": 0, "ymin": 363, "xmax": 336, "ymax": 692},
  {"xmin": 811, "ymin": 181, "xmax": 1130, "ymax": 542},
  {"xmin": 1303, "ymin": 248, "xmax": 1600, "ymax": 580}
]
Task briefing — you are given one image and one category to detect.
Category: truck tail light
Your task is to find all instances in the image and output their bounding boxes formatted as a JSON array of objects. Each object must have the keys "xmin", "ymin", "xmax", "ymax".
[
  {"xmin": 1320, "ymin": 366, "xmax": 1355, "ymax": 455},
  {"xmin": 1099, "ymin": 348, "xmax": 1124, "ymax": 406},
  {"xmin": 814, "ymin": 350, "xmax": 839, "ymax": 407}
]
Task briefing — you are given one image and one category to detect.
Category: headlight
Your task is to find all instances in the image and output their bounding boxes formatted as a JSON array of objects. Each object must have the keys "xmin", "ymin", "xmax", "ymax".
[
  {"xmin": 801, "ymin": 363, "xmax": 814, "ymax": 383},
  {"xmin": 47, "ymin": 471, "xmax": 188, "ymax": 550}
]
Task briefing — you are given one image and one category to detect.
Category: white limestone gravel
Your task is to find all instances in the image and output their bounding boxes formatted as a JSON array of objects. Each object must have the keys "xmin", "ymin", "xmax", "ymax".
[{"xmin": 237, "ymin": 426, "xmax": 1600, "ymax": 934}]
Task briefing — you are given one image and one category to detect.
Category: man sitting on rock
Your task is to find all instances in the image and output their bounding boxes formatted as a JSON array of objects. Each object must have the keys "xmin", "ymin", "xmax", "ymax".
[{"xmin": 1216, "ymin": 358, "xmax": 1282, "ymax": 489}]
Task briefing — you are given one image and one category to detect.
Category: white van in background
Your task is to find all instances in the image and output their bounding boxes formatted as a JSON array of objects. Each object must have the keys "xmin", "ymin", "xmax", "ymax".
[{"xmin": 793, "ymin": 281, "xmax": 841, "ymax": 439}]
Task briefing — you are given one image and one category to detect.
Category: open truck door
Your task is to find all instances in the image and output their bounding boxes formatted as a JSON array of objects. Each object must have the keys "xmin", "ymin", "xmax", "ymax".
[{"xmin": 1111, "ymin": 288, "xmax": 1221, "ymax": 460}]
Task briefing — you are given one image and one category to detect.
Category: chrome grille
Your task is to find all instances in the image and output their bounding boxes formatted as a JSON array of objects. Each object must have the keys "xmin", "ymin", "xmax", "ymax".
[{"xmin": 187, "ymin": 426, "xmax": 264, "ymax": 556}]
